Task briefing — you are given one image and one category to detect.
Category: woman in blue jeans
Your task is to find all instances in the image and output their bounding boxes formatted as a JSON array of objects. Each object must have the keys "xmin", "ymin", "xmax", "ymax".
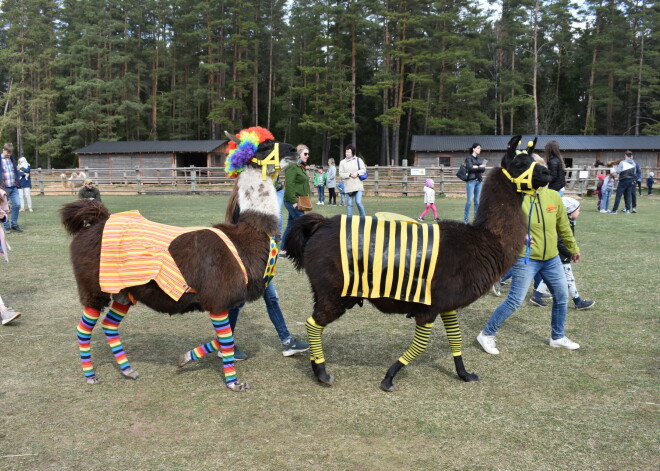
[
  {"xmin": 463, "ymin": 143, "xmax": 486, "ymax": 223},
  {"xmin": 280, "ymin": 144, "xmax": 311, "ymax": 255},
  {"xmin": 477, "ymin": 186, "xmax": 582, "ymax": 354}
]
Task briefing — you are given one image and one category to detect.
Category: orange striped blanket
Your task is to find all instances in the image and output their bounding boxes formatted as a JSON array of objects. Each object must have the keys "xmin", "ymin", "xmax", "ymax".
[{"xmin": 99, "ymin": 210, "xmax": 246, "ymax": 301}]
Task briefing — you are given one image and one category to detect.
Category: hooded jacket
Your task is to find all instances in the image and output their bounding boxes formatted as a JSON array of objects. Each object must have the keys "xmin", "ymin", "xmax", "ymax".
[{"xmin": 520, "ymin": 187, "xmax": 578, "ymax": 261}]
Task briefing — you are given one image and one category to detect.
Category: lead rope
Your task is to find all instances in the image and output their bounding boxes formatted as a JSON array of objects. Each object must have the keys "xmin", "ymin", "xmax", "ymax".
[{"xmin": 524, "ymin": 194, "xmax": 536, "ymax": 264}]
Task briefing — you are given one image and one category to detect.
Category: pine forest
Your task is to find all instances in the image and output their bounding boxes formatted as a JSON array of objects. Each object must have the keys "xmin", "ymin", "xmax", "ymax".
[{"xmin": 0, "ymin": 0, "xmax": 658, "ymax": 168}]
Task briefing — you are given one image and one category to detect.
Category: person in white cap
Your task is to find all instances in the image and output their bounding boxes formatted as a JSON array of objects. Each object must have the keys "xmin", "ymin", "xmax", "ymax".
[
  {"xmin": 534, "ymin": 196, "xmax": 595, "ymax": 311},
  {"xmin": 647, "ymin": 172, "xmax": 654, "ymax": 196},
  {"xmin": 77, "ymin": 178, "xmax": 102, "ymax": 202}
]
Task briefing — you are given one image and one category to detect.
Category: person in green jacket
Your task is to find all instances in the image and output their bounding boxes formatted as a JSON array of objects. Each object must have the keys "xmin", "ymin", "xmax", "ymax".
[
  {"xmin": 477, "ymin": 186, "xmax": 582, "ymax": 355},
  {"xmin": 280, "ymin": 144, "xmax": 310, "ymax": 256}
]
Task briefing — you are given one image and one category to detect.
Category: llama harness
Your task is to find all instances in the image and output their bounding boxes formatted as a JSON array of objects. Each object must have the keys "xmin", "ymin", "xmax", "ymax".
[
  {"xmin": 340, "ymin": 215, "xmax": 440, "ymax": 305},
  {"xmin": 99, "ymin": 210, "xmax": 247, "ymax": 301}
]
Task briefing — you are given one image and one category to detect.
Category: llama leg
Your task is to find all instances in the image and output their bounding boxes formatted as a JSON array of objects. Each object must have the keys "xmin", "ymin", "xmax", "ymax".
[
  {"xmin": 101, "ymin": 301, "xmax": 139, "ymax": 380},
  {"xmin": 306, "ymin": 317, "xmax": 334, "ymax": 385},
  {"xmin": 180, "ymin": 311, "xmax": 249, "ymax": 391},
  {"xmin": 440, "ymin": 310, "xmax": 479, "ymax": 382},
  {"xmin": 77, "ymin": 307, "xmax": 102, "ymax": 385},
  {"xmin": 381, "ymin": 322, "xmax": 433, "ymax": 392}
]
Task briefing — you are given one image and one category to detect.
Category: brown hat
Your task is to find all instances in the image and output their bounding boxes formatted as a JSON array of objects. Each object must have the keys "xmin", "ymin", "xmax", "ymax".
[{"xmin": 83, "ymin": 178, "xmax": 93, "ymax": 185}]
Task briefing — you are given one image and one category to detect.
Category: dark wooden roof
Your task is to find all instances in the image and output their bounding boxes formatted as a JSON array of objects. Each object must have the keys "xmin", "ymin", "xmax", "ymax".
[
  {"xmin": 411, "ymin": 135, "xmax": 660, "ymax": 152},
  {"xmin": 74, "ymin": 140, "xmax": 228, "ymax": 154}
]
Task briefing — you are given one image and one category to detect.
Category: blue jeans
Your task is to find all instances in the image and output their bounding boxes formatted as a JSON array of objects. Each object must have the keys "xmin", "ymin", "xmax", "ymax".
[
  {"xmin": 601, "ymin": 188, "xmax": 612, "ymax": 211},
  {"xmin": 281, "ymin": 200, "xmax": 305, "ymax": 250},
  {"xmin": 3, "ymin": 187, "xmax": 20, "ymax": 229},
  {"xmin": 483, "ymin": 256, "xmax": 569, "ymax": 340},
  {"xmin": 464, "ymin": 179, "xmax": 482, "ymax": 223},
  {"xmin": 317, "ymin": 185, "xmax": 325, "ymax": 203},
  {"xmin": 228, "ymin": 282, "xmax": 290, "ymax": 342},
  {"xmin": 611, "ymin": 179, "xmax": 633, "ymax": 212},
  {"xmin": 347, "ymin": 190, "xmax": 365, "ymax": 217}
]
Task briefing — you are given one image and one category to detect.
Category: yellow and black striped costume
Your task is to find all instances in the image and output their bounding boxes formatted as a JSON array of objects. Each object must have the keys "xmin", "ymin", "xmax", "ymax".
[{"xmin": 340, "ymin": 215, "xmax": 440, "ymax": 305}]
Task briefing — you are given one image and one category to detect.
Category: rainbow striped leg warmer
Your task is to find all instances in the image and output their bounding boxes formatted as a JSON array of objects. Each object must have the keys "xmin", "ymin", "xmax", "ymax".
[
  {"xmin": 77, "ymin": 307, "xmax": 101, "ymax": 379},
  {"xmin": 211, "ymin": 311, "xmax": 237, "ymax": 386},
  {"xmin": 439, "ymin": 310, "xmax": 462, "ymax": 357},
  {"xmin": 398, "ymin": 322, "xmax": 434, "ymax": 365},
  {"xmin": 101, "ymin": 301, "xmax": 133, "ymax": 373},
  {"xmin": 305, "ymin": 317, "xmax": 326, "ymax": 364}
]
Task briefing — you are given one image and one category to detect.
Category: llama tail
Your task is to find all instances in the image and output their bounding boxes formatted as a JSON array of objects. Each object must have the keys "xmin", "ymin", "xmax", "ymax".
[
  {"xmin": 283, "ymin": 212, "xmax": 327, "ymax": 271},
  {"xmin": 60, "ymin": 199, "xmax": 110, "ymax": 235}
]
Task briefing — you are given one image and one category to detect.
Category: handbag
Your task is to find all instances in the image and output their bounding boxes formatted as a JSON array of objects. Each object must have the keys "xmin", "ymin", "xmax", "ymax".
[
  {"xmin": 456, "ymin": 159, "xmax": 468, "ymax": 182},
  {"xmin": 297, "ymin": 195, "xmax": 312, "ymax": 211},
  {"xmin": 357, "ymin": 158, "xmax": 368, "ymax": 181}
]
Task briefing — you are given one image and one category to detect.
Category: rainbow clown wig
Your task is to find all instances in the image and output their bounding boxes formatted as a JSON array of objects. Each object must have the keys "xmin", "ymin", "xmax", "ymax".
[{"xmin": 224, "ymin": 126, "xmax": 275, "ymax": 178}]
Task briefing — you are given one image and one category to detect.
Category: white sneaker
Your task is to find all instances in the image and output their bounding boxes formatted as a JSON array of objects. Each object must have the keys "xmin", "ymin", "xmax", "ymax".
[
  {"xmin": 1, "ymin": 307, "xmax": 22, "ymax": 325},
  {"xmin": 477, "ymin": 331, "xmax": 500, "ymax": 354},
  {"xmin": 549, "ymin": 336, "xmax": 580, "ymax": 350}
]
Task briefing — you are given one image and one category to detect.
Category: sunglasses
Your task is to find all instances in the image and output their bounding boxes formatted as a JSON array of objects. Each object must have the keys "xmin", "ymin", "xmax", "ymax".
[{"xmin": 303, "ymin": 152, "xmax": 309, "ymax": 156}]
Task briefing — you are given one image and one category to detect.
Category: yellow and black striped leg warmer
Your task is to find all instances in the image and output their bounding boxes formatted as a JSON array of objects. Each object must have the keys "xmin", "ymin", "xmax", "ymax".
[
  {"xmin": 305, "ymin": 317, "xmax": 326, "ymax": 364},
  {"xmin": 440, "ymin": 310, "xmax": 462, "ymax": 357},
  {"xmin": 398, "ymin": 322, "xmax": 434, "ymax": 365},
  {"xmin": 306, "ymin": 317, "xmax": 334, "ymax": 385}
]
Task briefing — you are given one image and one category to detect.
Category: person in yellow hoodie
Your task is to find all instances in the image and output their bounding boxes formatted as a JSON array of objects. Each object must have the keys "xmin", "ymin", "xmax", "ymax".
[{"xmin": 477, "ymin": 186, "xmax": 582, "ymax": 354}]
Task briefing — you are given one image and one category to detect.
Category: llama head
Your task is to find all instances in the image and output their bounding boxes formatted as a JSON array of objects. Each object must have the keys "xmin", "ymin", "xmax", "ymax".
[
  {"xmin": 224, "ymin": 127, "xmax": 297, "ymax": 181},
  {"xmin": 501, "ymin": 135, "xmax": 550, "ymax": 193}
]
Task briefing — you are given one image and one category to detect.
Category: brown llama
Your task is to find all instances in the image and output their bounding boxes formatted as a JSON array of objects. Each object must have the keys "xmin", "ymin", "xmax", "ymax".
[
  {"xmin": 60, "ymin": 127, "xmax": 297, "ymax": 391},
  {"xmin": 283, "ymin": 135, "xmax": 551, "ymax": 392}
]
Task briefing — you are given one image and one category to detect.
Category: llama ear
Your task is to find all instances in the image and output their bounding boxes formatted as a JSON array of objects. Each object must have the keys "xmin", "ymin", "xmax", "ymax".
[
  {"xmin": 526, "ymin": 137, "xmax": 538, "ymax": 154},
  {"xmin": 506, "ymin": 135, "xmax": 522, "ymax": 156},
  {"xmin": 224, "ymin": 131, "xmax": 241, "ymax": 145}
]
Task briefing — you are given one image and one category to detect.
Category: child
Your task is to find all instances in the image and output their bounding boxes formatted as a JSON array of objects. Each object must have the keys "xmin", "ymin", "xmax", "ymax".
[
  {"xmin": 532, "ymin": 197, "xmax": 594, "ymax": 310},
  {"xmin": 648, "ymin": 172, "xmax": 654, "ymax": 196},
  {"xmin": 600, "ymin": 171, "xmax": 616, "ymax": 213},
  {"xmin": 337, "ymin": 180, "xmax": 346, "ymax": 206},
  {"xmin": 313, "ymin": 167, "xmax": 326, "ymax": 205},
  {"xmin": 417, "ymin": 178, "xmax": 439, "ymax": 222},
  {"xmin": 596, "ymin": 173, "xmax": 605, "ymax": 211}
]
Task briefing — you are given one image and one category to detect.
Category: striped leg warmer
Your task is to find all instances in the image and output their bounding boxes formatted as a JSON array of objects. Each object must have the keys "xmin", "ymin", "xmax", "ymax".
[
  {"xmin": 101, "ymin": 301, "xmax": 133, "ymax": 372},
  {"xmin": 399, "ymin": 322, "xmax": 434, "ymax": 365},
  {"xmin": 439, "ymin": 310, "xmax": 462, "ymax": 357},
  {"xmin": 305, "ymin": 317, "xmax": 326, "ymax": 364},
  {"xmin": 77, "ymin": 307, "xmax": 101, "ymax": 379},
  {"xmin": 211, "ymin": 311, "xmax": 237, "ymax": 386}
]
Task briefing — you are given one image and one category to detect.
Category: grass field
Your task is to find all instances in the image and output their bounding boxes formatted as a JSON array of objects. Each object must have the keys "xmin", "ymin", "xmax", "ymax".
[{"xmin": 0, "ymin": 192, "xmax": 658, "ymax": 470}]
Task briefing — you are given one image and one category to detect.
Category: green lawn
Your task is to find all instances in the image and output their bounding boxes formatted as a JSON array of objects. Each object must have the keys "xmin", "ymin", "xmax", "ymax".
[{"xmin": 0, "ymin": 193, "xmax": 658, "ymax": 470}]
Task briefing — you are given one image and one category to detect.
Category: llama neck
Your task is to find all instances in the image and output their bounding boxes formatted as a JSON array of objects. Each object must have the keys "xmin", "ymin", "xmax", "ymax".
[
  {"xmin": 236, "ymin": 167, "xmax": 280, "ymax": 236},
  {"xmin": 472, "ymin": 168, "xmax": 526, "ymax": 244}
]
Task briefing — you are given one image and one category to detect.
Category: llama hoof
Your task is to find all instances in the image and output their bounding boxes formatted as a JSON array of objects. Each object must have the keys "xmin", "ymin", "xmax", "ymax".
[
  {"xmin": 317, "ymin": 374, "xmax": 334, "ymax": 385},
  {"xmin": 86, "ymin": 376, "xmax": 102, "ymax": 385},
  {"xmin": 121, "ymin": 368, "xmax": 140, "ymax": 380},
  {"xmin": 312, "ymin": 361, "xmax": 334, "ymax": 385},
  {"xmin": 460, "ymin": 372, "xmax": 480, "ymax": 382},
  {"xmin": 178, "ymin": 351, "xmax": 193, "ymax": 367},
  {"xmin": 379, "ymin": 379, "xmax": 397, "ymax": 392},
  {"xmin": 227, "ymin": 381, "xmax": 251, "ymax": 392}
]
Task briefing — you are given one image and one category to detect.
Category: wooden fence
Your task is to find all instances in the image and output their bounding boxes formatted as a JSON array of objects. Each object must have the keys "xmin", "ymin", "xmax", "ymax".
[{"xmin": 36, "ymin": 165, "xmax": 658, "ymax": 197}]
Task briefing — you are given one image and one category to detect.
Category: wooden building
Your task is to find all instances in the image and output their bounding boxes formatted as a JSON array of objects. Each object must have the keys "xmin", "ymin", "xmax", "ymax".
[
  {"xmin": 73, "ymin": 140, "xmax": 229, "ymax": 178},
  {"xmin": 411, "ymin": 135, "xmax": 660, "ymax": 173}
]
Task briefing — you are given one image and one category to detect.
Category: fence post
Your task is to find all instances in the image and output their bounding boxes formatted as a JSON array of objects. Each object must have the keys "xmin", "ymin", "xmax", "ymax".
[
  {"xmin": 190, "ymin": 165, "xmax": 197, "ymax": 192},
  {"xmin": 374, "ymin": 165, "xmax": 379, "ymax": 196},
  {"xmin": 38, "ymin": 168, "xmax": 44, "ymax": 195},
  {"xmin": 402, "ymin": 167, "xmax": 408, "ymax": 196},
  {"xmin": 439, "ymin": 165, "xmax": 445, "ymax": 194},
  {"xmin": 135, "ymin": 166, "xmax": 143, "ymax": 195}
]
